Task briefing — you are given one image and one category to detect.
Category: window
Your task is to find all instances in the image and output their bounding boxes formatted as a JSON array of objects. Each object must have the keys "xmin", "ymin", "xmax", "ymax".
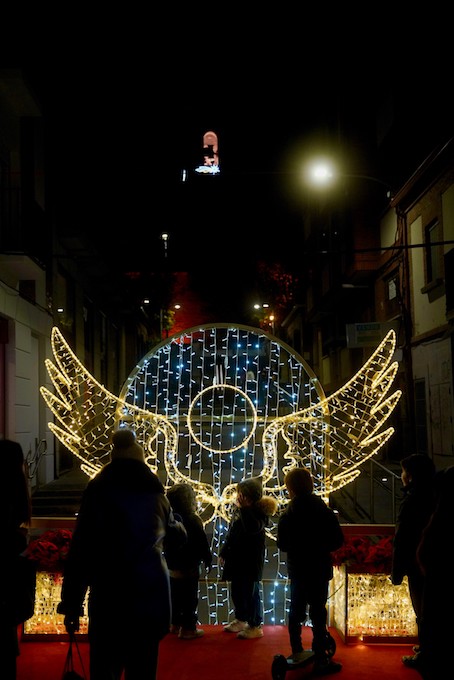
[
  {"xmin": 384, "ymin": 271, "xmax": 400, "ymax": 318},
  {"xmin": 421, "ymin": 220, "xmax": 445, "ymax": 301},
  {"xmin": 425, "ymin": 220, "xmax": 443, "ymax": 284},
  {"xmin": 445, "ymin": 249, "xmax": 454, "ymax": 317},
  {"xmin": 388, "ymin": 277, "xmax": 397, "ymax": 300}
]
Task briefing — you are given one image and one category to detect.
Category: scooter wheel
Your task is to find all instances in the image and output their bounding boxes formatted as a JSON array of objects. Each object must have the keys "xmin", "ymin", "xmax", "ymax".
[{"xmin": 271, "ymin": 654, "xmax": 288, "ymax": 680}]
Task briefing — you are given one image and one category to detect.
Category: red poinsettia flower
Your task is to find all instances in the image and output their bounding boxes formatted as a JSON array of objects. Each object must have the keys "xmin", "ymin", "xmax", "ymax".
[
  {"xmin": 332, "ymin": 535, "xmax": 393, "ymax": 573},
  {"xmin": 363, "ymin": 535, "xmax": 393, "ymax": 573},
  {"xmin": 24, "ymin": 528, "xmax": 73, "ymax": 572},
  {"xmin": 331, "ymin": 536, "xmax": 371, "ymax": 567}
]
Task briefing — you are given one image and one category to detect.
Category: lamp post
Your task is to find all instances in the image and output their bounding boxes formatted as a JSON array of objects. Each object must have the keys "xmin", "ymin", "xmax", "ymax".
[
  {"xmin": 160, "ymin": 303, "xmax": 181, "ymax": 339},
  {"xmin": 161, "ymin": 232, "xmax": 169, "ymax": 258},
  {"xmin": 304, "ymin": 159, "xmax": 392, "ymax": 198},
  {"xmin": 253, "ymin": 303, "xmax": 275, "ymax": 334}
]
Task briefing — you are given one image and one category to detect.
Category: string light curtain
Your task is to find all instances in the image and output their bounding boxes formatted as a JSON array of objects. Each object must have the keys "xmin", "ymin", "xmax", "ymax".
[{"xmin": 40, "ymin": 323, "xmax": 401, "ymax": 625}]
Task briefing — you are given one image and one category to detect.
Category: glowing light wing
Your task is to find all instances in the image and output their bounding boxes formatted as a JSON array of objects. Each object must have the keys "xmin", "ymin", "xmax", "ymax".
[
  {"xmin": 40, "ymin": 326, "xmax": 178, "ymax": 478},
  {"xmin": 41, "ymin": 325, "xmax": 401, "ymax": 526},
  {"xmin": 262, "ymin": 329, "xmax": 402, "ymax": 498}
]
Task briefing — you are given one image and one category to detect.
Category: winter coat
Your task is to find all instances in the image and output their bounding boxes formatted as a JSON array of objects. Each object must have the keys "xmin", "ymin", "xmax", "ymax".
[
  {"xmin": 58, "ymin": 458, "xmax": 187, "ymax": 639},
  {"xmin": 417, "ymin": 466, "xmax": 454, "ymax": 580},
  {"xmin": 0, "ymin": 440, "xmax": 32, "ymax": 626},
  {"xmin": 276, "ymin": 493, "xmax": 344, "ymax": 581},
  {"xmin": 164, "ymin": 511, "xmax": 212, "ymax": 578},
  {"xmin": 391, "ymin": 480, "xmax": 435, "ymax": 585},
  {"xmin": 415, "ymin": 467, "xmax": 454, "ymax": 672},
  {"xmin": 219, "ymin": 497, "xmax": 276, "ymax": 581}
]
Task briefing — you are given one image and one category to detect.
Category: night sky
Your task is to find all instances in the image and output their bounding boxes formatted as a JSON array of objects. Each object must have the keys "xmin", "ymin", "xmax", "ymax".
[
  {"xmin": 25, "ymin": 57, "xmax": 383, "ymax": 264},
  {"xmin": 2, "ymin": 11, "xmax": 451, "ymax": 321}
]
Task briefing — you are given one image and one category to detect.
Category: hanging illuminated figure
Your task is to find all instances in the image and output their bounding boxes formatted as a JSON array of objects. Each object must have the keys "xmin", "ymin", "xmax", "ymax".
[{"xmin": 194, "ymin": 130, "xmax": 220, "ymax": 175}]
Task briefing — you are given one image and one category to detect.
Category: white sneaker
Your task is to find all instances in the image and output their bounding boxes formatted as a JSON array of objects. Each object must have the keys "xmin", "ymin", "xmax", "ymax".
[
  {"xmin": 223, "ymin": 619, "xmax": 248, "ymax": 633},
  {"xmin": 237, "ymin": 625, "xmax": 264, "ymax": 639}
]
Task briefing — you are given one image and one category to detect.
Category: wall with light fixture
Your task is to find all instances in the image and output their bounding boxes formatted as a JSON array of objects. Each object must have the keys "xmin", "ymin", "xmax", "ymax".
[{"xmin": 0, "ymin": 254, "xmax": 54, "ymax": 483}]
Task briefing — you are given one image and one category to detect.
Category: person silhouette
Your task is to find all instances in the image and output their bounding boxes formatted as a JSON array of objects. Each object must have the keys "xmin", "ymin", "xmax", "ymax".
[
  {"xmin": 220, "ymin": 477, "xmax": 278, "ymax": 639},
  {"xmin": 57, "ymin": 428, "xmax": 187, "ymax": 680},
  {"xmin": 277, "ymin": 467, "xmax": 344, "ymax": 676},
  {"xmin": 165, "ymin": 482, "xmax": 212, "ymax": 639},
  {"xmin": 390, "ymin": 453, "xmax": 436, "ymax": 670},
  {"xmin": 0, "ymin": 439, "xmax": 32, "ymax": 680},
  {"xmin": 416, "ymin": 465, "xmax": 454, "ymax": 679}
]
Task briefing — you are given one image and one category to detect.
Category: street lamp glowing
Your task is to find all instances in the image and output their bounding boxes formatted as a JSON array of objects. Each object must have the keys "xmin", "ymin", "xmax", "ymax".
[
  {"xmin": 253, "ymin": 303, "xmax": 275, "ymax": 334},
  {"xmin": 161, "ymin": 232, "xmax": 169, "ymax": 258},
  {"xmin": 305, "ymin": 160, "xmax": 337, "ymax": 187},
  {"xmin": 311, "ymin": 163, "xmax": 334, "ymax": 184},
  {"xmin": 305, "ymin": 159, "xmax": 392, "ymax": 197}
]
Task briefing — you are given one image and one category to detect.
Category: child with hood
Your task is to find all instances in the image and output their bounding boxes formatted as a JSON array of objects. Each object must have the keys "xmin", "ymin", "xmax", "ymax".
[
  {"xmin": 164, "ymin": 483, "xmax": 212, "ymax": 640},
  {"xmin": 220, "ymin": 477, "xmax": 278, "ymax": 639}
]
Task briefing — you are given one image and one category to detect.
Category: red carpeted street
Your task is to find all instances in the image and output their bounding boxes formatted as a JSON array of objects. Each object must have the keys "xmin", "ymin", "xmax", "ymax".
[{"xmin": 17, "ymin": 625, "xmax": 420, "ymax": 679}]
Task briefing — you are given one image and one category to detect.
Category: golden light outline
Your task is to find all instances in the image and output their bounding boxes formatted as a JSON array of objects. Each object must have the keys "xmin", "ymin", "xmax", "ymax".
[
  {"xmin": 41, "ymin": 326, "xmax": 401, "ymax": 526},
  {"xmin": 186, "ymin": 383, "xmax": 258, "ymax": 453}
]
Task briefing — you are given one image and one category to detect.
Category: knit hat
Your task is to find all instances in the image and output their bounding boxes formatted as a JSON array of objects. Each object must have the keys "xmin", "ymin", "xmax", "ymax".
[
  {"xmin": 110, "ymin": 428, "xmax": 145, "ymax": 462},
  {"xmin": 237, "ymin": 476, "xmax": 263, "ymax": 503}
]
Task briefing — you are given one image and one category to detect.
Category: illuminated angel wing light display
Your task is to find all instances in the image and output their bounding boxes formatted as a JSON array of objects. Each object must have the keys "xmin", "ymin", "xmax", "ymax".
[
  {"xmin": 41, "ymin": 323, "xmax": 401, "ymax": 625},
  {"xmin": 41, "ymin": 323, "xmax": 401, "ymax": 526},
  {"xmin": 40, "ymin": 327, "xmax": 180, "ymax": 480}
]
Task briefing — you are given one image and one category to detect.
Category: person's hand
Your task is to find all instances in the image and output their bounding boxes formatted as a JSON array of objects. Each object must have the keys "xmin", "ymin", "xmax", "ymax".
[
  {"xmin": 64, "ymin": 615, "xmax": 80, "ymax": 634},
  {"xmin": 390, "ymin": 575, "xmax": 402, "ymax": 586}
]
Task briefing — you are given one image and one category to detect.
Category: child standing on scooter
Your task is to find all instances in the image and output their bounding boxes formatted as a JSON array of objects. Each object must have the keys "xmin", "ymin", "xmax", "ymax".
[{"xmin": 277, "ymin": 467, "xmax": 344, "ymax": 676}]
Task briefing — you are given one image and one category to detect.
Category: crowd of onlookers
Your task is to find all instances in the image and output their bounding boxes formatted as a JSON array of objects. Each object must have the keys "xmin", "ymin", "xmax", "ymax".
[{"xmin": 2, "ymin": 432, "xmax": 451, "ymax": 679}]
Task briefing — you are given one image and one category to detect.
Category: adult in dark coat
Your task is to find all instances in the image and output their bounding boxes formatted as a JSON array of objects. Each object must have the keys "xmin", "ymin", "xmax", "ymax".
[
  {"xmin": 57, "ymin": 428, "xmax": 187, "ymax": 680},
  {"xmin": 390, "ymin": 453, "xmax": 436, "ymax": 669},
  {"xmin": 0, "ymin": 439, "xmax": 32, "ymax": 680},
  {"xmin": 416, "ymin": 465, "xmax": 454, "ymax": 679},
  {"xmin": 277, "ymin": 467, "xmax": 344, "ymax": 676}
]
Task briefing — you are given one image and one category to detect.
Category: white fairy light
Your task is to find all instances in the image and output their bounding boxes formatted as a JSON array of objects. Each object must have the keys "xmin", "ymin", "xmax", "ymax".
[{"xmin": 40, "ymin": 324, "xmax": 401, "ymax": 626}]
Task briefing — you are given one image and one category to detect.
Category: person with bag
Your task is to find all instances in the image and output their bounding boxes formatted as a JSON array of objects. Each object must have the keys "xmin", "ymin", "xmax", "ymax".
[
  {"xmin": 61, "ymin": 630, "xmax": 87, "ymax": 679},
  {"xmin": 0, "ymin": 439, "xmax": 33, "ymax": 680},
  {"xmin": 57, "ymin": 428, "xmax": 187, "ymax": 680}
]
